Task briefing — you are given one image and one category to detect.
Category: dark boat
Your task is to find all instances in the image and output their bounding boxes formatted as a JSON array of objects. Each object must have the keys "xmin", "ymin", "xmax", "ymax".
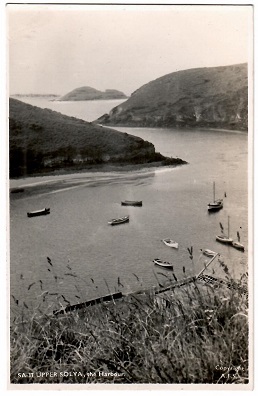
[
  {"xmin": 27, "ymin": 208, "xmax": 50, "ymax": 217},
  {"xmin": 208, "ymin": 182, "xmax": 223, "ymax": 212},
  {"xmin": 10, "ymin": 188, "xmax": 25, "ymax": 194},
  {"xmin": 108, "ymin": 215, "xmax": 129, "ymax": 225},
  {"xmin": 121, "ymin": 200, "xmax": 142, "ymax": 206},
  {"xmin": 208, "ymin": 200, "xmax": 223, "ymax": 212}
]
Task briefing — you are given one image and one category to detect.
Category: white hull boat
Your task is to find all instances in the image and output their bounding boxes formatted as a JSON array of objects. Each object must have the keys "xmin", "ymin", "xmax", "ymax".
[
  {"xmin": 216, "ymin": 235, "xmax": 233, "ymax": 244},
  {"xmin": 202, "ymin": 249, "xmax": 217, "ymax": 257},
  {"xmin": 216, "ymin": 216, "xmax": 233, "ymax": 244},
  {"xmin": 108, "ymin": 215, "xmax": 129, "ymax": 225},
  {"xmin": 162, "ymin": 239, "xmax": 179, "ymax": 249},
  {"xmin": 153, "ymin": 258, "xmax": 173, "ymax": 269},
  {"xmin": 232, "ymin": 241, "xmax": 245, "ymax": 251}
]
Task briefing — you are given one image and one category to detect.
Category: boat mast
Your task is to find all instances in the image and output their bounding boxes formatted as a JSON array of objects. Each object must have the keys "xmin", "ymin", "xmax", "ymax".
[
  {"xmin": 228, "ymin": 216, "xmax": 230, "ymax": 238},
  {"xmin": 213, "ymin": 181, "xmax": 215, "ymax": 202}
]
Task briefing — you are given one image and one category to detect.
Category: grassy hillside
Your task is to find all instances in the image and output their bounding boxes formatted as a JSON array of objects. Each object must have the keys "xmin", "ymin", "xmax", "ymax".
[
  {"xmin": 9, "ymin": 98, "xmax": 185, "ymax": 178},
  {"xmin": 96, "ymin": 64, "xmax": 248, "ymax": 130},
  {"xmin": 10, "ymin": 259, "xmax": 249, "ymax": 384},
  {"xmin": 59, "ymin": 86, "xmax": 127, "ymax": 101}
]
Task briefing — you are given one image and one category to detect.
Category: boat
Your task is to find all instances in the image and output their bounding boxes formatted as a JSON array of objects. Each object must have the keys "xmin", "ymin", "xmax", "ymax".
[
  {"xmin": 208, "ymin": 182, "xmax": 223, "ymax": 212},
  {"xmin": 162, "ymin": 239, "xmax": 179, "ymax": 249},
  {"xmin": 153, "ymin": 258, "xmax": 173, "ymax": 269},
  {"xmin": 27, "ymin": 208, "xmax": 50, "ymax": 217},
  {"xmin": 10, "ymin": 187, "xmax": 24, "ymax": 194},
  {"xmin": 202, "ymin": 249, "xmax": 217, "ymax": 257},
  {"xmin": 216, "ymin": 235, "xmax": 233, "ymax": 244},
  {"xmin": 216, "ymin": 216, "xmax": 233, "ymax": 244},
  {"xmin": 232, "ymin": 231, "xmax": 245, "ymax": 251},
  {"xmin": 232, "ymin": 241, "xmax": 245, "ymax": 251},
  {"xmin": 121, "ymin": 200, "xmax": 142, "ymax": 207},
  {"xmin": 108, "ymin": 215, "xmax": 129, "ymax": 225}
]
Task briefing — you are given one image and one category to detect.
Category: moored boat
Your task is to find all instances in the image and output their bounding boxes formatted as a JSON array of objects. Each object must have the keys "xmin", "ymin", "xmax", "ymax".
[
  {"xmin": 108, "ymin": 215, "xmax": 129, "ymax": 225},
  {"xmin": 216, "ymin": 216, "xmax": 233, "ymax": 244},
  {"xmin": 232, "ymin": 241, "xmax": 245, "ymax": 251},
  {"xmin": 10, "ymin": 187, "xmax": 25, "ymax": 194},
  {"xmin": 216, "ymin": 235, "xmax": 233, "ymax": 244},
  {"xmin": 202, "ymin": 249, "xmax": 217, "ymax": 257},
  {"xmin": 232, "ymin": 230, "xmax": 245, "ymax": 251},
  {"xmin": 27, "ymin": 208, "xmax": 50, "ymax": 217},
  {"xmin": 208, "ymin": 182, "xmax": 223, "ymax": 212},
  {"xmin": 162, "ymin": 239, "xmax": 179, "ymax": 249},
  {"xmin": 121, "ymin": 200, "xmax": 142, "ymax": 206},
  {"xmin": 208, "ymin": 200, "xmax": 223, "ymax": 212},
  {"xmin": 153, "ymin": 258, "xmax": 173, "ymax": 269}
]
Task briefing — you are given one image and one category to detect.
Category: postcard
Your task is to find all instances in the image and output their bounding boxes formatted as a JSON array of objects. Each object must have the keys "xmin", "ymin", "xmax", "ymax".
[{"xmin": 5, "ymin": 0, "xmax": 254, "ymax": 391}]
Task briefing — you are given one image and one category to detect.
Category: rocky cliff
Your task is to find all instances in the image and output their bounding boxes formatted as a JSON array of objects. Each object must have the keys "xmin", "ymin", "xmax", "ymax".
[{"xmin": 95, "ymin": 64, "xmax": 248, "ymax": 131}]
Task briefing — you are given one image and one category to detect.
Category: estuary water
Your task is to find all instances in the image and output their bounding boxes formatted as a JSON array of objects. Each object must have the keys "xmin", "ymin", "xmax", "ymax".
[{"xmin": 9, "ymin": 97, "xmax": 249, "ymax": 313}]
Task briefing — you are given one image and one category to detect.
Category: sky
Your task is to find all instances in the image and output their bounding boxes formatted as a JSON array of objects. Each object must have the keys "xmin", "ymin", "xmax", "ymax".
[{"xmin": 7, "ymin": 3, "xmax": 253, "ymax": 96}]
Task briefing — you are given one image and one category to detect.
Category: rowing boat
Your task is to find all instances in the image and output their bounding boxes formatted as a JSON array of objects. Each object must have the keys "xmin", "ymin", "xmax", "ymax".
[
  {"xmin": 121, "ymin": 200, "xmax": 142, "ymax": 206},
  {"xmin": 27, "ymin": 208, "xmax": 50, "ymax": 217},
  {"xmin": 108, "ymin": 215, "xmax": 129, "ymax": 225},
  {"xmin": 153, "ymin": 258, "xmax": 173, "ymax": 269}
]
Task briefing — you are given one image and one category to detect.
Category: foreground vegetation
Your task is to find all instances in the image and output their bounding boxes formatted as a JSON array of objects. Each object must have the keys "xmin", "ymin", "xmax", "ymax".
[{"xmin": 10, "ymin": 263, "xmax": 249, "ymax": 385}]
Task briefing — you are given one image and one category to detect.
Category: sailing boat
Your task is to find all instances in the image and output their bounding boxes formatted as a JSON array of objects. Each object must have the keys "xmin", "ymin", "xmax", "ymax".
[
  {"xmin": 207, "ymin": 182, "xmax": 223, "ymax": 212},
  {"xmin": 216, "ymin": 216, "xmax": 233, "ymax": 244},
  {"xmin": 232, "ymin": 231, "xmax": 245, "ymax": 251}
]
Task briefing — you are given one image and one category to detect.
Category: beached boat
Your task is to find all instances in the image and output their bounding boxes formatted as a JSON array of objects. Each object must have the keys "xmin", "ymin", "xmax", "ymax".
[
  {"xmin": 208, "ymin": 182, "xmax": 223, "ymax": 212},
  {"xmin": 162, "ymin": 239, "xmax": 179, "ymax": 249},
  {"xmin": 108, "ymin": 215, "xmax": 129, "ymax": 225},
  {"xmin": 202, "ymin": 249, "xmax": 217, "ymax": 257},
  {"xmin": 121, "ymin": 200, "xmax": 142, "ymax": 206},
  {"xmin": 216, "ymin": 216, "xmax": 233, "ymax": 244},
  {"xmin": 153, "ymin": 258, "xmax": 173, "ymax": 269},
  {"xmin": 27, "ymin": 208, "xmax": 50, "ymax": 218}
]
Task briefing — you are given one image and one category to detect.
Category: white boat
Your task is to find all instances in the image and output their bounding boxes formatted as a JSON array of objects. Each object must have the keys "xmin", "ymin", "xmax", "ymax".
[
  {"xmin": 232, "ymin": 232, "xmax": 245, "ymax": 251},
  {"xmin": 232, "ymin": 241, "xmax": 245, "ymax": 251},
  {"xmin": 162, "ymin": 239, "xmax": 179, "ymax": 249},
  {"xmin": 202, "ymin": 249, "xmax": 217, "ymax": 257},
  {"xmin": 216, "ymin": 216, "xmax": 233, "ymax": 244},
  {"xmin": 108, "ymin": 215, "xmax": 129, "ymax": 225},
  {"xmin": 153, "ymin": 258, "xmax": 173, "ymax": 269},
  {"xmin": 208, "ymin": 182, "xmax": 223, "ymax": 212}
]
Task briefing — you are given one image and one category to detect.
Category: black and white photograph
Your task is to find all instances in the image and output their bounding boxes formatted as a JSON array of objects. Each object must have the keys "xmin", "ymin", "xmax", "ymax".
[{"xmin": 5, "ymin": 0, "xmax": 254, "ymax": 390}]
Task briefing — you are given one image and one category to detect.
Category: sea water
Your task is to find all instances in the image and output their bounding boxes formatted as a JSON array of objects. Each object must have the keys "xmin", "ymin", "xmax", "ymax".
[{"xmin": 9, "ymin": 98, "xmax": 248, "ymax": 313}]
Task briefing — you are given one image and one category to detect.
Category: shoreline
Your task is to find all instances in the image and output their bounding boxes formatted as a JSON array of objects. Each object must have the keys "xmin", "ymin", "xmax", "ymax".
[
  {"xmin": 100, "ymin": 124, "xmax": 247, "ymax": 134},
  {"xmin": 9, "ymin": 160, "xmax": 186, "ymax": 192}
]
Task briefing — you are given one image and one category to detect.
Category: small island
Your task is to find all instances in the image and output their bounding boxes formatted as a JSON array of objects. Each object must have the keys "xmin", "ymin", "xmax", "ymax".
[
  {"xmin": 58, "ymin": 86, "xmax": 128, "ymax": 101},
  {"xmin": 9, "ymin": 98, "xmax": 186, "ymax": 178}
]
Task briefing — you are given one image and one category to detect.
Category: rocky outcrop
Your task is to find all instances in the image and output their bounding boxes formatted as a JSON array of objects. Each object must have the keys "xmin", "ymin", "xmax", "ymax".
[
  {"xmin": 59, "ymin": 87, "xmax": 127, "ymax": 101},
  {"xmin": 95, "ymin": 64, "xmax": 248, "ymax": 131}
]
